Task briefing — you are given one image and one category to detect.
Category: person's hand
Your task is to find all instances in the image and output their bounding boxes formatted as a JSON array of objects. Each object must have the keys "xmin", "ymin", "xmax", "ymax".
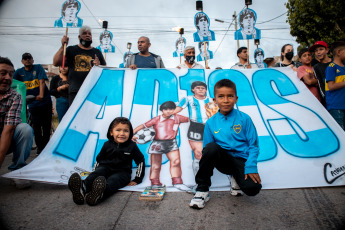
[
  {"xmin": 93, "ymin": 54, "xmax": 100, "ymax": 66},
  {"xmin": 58, "ymin": 84, "xmax": 69, "ymax": 92},
  {"xmin": 127, "ymin": 181, "xmax": 137, "ymax": 186},
  {"xmin": 128, "ymin": 64, "xmax": 137, "ymax": 70},
  {"xmin": 61, "ymin": 35, "xmax": 69, "ymax": 47},
  {"xmin": 132, "ymin": 135, "xmax": 138, "ymax": 143},
  {"xmin": 245, "ymin": 173, "xmax": 261, "ymax": 184},
  {"xmin": 247, "ymin": 63, "xmax": 252, "ymax": 69},
  {"xmin": 206, "ymin": 66, "xmax": 210, "ymax": 69},
  {"xmin": 176, "ymin": 66, "xmax": 181, "ymax": 69},
  {"xmin": 36, "ymin": 95, "xmax": 43, "ymax": 101}
]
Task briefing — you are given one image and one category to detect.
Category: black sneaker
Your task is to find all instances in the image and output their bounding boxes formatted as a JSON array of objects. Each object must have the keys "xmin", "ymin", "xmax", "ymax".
[
  {"xmin": 68, "ymin": 173, "xmax": 85, "ymax": 205},
  {"xmin": 85, "ymin": 176, "xmax": 106, "ymax": 206}
]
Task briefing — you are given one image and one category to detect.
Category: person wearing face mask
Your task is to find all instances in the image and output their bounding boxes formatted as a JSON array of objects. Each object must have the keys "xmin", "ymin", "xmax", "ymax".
[
  {"xmin": 53, "ymin": 25, "xmax": 106, "ymax": 105},
  {"xmin": 274, "ymin": 44, "xmax": 301, "ymax": 70},
  {"xmin": 177, "ymin": 46, "xmax": 205, "ymax": 69}
]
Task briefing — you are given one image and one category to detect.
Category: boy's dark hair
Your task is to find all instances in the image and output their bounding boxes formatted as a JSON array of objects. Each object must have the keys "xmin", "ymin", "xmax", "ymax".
[
  {"xmin": 280, "ymin": 44, "xmax": 293, "ymax": 61},
  {"xmin": 237, "ymin": 47, "xmax": 247, "ymax": 56},
  {"xmin": 159, "ymin": 101, "xmax": 176, "ymax": 111},
  {"xmin": 214, "ymin": 79, "xmax": 237, "ymax": 96},
  {"xmin": 0, "ymin": 56, "xmax": 14, "ymax": 67},
  {"xmin": 191, "ymin": 81, "xmax": 207, "ymax": 91},
  {"xmin": 298, "ymin": 48, "xmax": 310, "ymax": 58},
  {"xmin": 106, "ymin": 117, "xmax": 133, "ymax": 141},
  {"xmin": 330, "ymin": 41, "xmax": 345, "ymax": 56}
]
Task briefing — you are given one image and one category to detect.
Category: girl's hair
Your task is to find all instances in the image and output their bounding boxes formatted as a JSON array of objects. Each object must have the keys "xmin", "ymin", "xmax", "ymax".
[
  {"xmin": 280, "ymin": 44, "xmax": 293, "ymax": 61},
  {"xmin": 106, "ymin": 117, "xmax": 133, "ymax": 141}
]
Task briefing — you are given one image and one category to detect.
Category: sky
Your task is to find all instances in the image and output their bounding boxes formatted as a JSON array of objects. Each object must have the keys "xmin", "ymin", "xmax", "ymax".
[{"xmin": 0, "ymin": 0, "xmax": 299, "ymax": 69}]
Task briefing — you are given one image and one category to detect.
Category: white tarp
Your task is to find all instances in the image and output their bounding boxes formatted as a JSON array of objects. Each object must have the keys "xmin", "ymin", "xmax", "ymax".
[{"xmin": 4, "ymin": 67, "xmax": 345, "ymax": 191}]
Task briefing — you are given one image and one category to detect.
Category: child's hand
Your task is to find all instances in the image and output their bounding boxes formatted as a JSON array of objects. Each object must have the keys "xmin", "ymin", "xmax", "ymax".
[
  {"xmin": 127, "ymin": 181, "xmax": 137, "ymax": 186},
  {"xmin": 132, "ymin": 136, "xmax": 138, "ymax": 143},
  {"xmin": 245, "ymin": 173, "xmax": 261, "ymax": 184}
]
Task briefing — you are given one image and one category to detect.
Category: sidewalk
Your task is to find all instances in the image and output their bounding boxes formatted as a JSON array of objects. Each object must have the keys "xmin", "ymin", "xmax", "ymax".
[{"xmin": 1, "ymin": 153, "xmax": 344, "ymax": 230}]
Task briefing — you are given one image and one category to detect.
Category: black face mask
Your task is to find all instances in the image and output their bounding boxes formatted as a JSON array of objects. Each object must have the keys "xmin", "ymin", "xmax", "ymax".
[
  {"xmin": 285, "ymin": 51, "xmax": 294, "ymax": 61},
  {"xmin": 80, "ymin": 38, "xmax": 92, "ymax": 48},
  {"xmin": 186, "ymin": 55, "xmax": 195, "ymax": 64}
]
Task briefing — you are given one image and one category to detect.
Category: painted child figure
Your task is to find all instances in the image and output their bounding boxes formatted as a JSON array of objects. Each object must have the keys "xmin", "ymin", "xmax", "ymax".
[
  {"xmin": 133, "ymin": 101, "xmax": 189, "ymax": 189},
  {"xmin": 174, "ymin": 81, "xmax": 214, "ymax": 176},
  {"xmin": 190, "ymin": 79, "xmax": 262, "ymax": 209},
  {"xmin": 68, "ymin": 117, "xmax": 145, "ymax": 206}
]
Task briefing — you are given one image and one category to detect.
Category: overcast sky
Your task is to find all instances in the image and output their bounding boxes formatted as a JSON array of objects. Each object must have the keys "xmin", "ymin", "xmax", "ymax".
[{"xmin": 0, "ymin": 0, "xmax": 299, "ymax": 69}]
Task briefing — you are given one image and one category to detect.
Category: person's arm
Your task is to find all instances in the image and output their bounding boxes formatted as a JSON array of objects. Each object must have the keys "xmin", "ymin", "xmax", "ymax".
[
  {"xmin": 202, "ymin": 121, "xmax": 215, "ymax": 148},
  {"xmin": 159, "ymin": 58, "xmax": 165, "ymax": 68},
  {"xmin": 53, "ymin": 35, "xmax": 69, "ymax": 66},
  {"xmin": 325, "ymin": 64, "xmax": 345, "ymax": 91},
  {"xmin": 0, "ymin": 125, "xmax": 16, "ymax": 168},
  {"xmin": 173, "ymin": 106, "xmax": 183, "ymax": 115},
  {"xmin": 36, "ymin": 65, "xmax": 48, "ymax": 100},
  {"xmin": 327, "ymin": 81, "xmax": 345, "ymax": 91},
  {"xmin": 49, "ymin": 76, "xmax": 59, "ymax": 98},
  {"xmin": 301, "ymin": 74, "xmax": 318, "ymax": 86},
  {"xmin": 128, "ymin": 144, "xmax": 145, "ymax": 186},
  {"xmin": 36, "ymin": 79, "xmax": 45, "ymax": 101}
]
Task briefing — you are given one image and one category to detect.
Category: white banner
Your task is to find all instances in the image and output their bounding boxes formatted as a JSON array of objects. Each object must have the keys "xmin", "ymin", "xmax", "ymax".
[{"xmin": 4, "ymin": 67, "xmax": 345, "ymax": 191}]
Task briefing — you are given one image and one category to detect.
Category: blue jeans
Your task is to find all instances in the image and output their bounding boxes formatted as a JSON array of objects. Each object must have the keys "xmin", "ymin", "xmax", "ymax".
[
  {"xmin": 56, "ymin": 97, "xmax": 69, "ymax": 122},
  {"xmin": 7, "ymin": 123, "xmax": 34, "ymax": 170},
  {"xmin": 329, "ymin": 109, "xmax": 345, "ymax": 130}
]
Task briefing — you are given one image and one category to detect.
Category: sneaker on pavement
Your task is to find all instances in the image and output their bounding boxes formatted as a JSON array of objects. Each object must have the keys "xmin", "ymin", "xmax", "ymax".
[
  {"xmin": 85, "ymin": 176, "xmax": 106, "ymax": 206},
  {"xmin": 68, "ymin": 173, "xmax": 85, "ymax": 205},
  {"xmin": 229, "ymin": 175, "xmax": 244, "ymax": 196},
  {"xmin": 12, "ymin": 179, "xmax": 32, "ymax": 189},
  {"xmin": 189, "ymin": 191, "xmax": 210, "ymax": 209}
]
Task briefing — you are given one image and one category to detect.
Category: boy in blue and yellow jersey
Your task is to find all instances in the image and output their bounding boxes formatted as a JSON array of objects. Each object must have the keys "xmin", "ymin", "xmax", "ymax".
[
  {"xmin": 325, "ymin": 41, "xmax": 345, "ymax": 130},
  {"xmin": 13, "ymin": 53, "xmax": 52, "ymax": 155},
  {"xmin": 189, "ymin": 79, "xmax": 261, "ymax": 209}
]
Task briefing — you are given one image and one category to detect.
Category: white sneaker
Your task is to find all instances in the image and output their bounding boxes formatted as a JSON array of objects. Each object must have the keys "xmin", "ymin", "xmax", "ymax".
[
  {"xmin": 12, "ymin": 179, "xmax": 32, "ymax": 189},
  {"xmin": 229, "ymin": 176, "xmax": 244, "ymax": 196},
  {"xmin": 189, "ymin": 191, "xmax": 210, "ymax": 209}
]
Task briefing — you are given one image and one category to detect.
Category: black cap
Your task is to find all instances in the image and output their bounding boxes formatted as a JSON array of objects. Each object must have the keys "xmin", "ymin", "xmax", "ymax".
[{"xmin": 22, "ymin": 53, "xmax": 33, "ymax": 60}]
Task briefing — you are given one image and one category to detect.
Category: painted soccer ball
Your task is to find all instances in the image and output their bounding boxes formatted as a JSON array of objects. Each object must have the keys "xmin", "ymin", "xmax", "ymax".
[{"xmin": 134, "ymin": 127, "xmax": 156, "ymax": 144}]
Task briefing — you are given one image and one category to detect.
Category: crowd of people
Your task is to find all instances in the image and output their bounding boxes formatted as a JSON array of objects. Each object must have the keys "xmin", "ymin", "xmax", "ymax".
[{"xmin": 1, "ymin": 25, "xmax": 344, "ymax": 207}]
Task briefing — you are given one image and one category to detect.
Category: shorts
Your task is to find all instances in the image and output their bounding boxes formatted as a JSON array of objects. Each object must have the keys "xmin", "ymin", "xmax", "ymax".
[
  {"xmin": 148, "ymin": 139, "xmax": 179, "ymax": 154},
  {"xmin": 187, "ymin": 121, "xmax": 205, "ymax": 141}
]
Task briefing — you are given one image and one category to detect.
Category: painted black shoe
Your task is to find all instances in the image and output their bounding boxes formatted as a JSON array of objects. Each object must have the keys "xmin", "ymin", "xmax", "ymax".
[
  {"xmin": 85, "ymin": 176, "xmax": 106, "ymax": 206},
  {"xmin": 68, "ymin": 173, "xmax": 85, "ymax": 205}
]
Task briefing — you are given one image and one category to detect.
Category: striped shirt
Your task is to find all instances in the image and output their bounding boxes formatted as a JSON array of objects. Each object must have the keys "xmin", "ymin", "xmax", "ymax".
[{"xmin": 178, "ymin": 96, "xmax": 211, "ymax": 124}]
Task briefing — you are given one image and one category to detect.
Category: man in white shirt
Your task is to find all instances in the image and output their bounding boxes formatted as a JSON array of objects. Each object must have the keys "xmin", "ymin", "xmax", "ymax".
[
  {"xmin": 177, "ymin": 46, "xmax": 205, "ymax": 69},
  {"xmin": 231, "ymin": 47, "xmax": 258, "ymax": 69}
]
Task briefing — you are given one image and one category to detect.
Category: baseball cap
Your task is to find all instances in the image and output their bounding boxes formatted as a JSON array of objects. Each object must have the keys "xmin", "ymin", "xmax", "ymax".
[
  {"xmin": 22, "ymin": 53, "xmax": 33, "ymax": 60},
  {"xmin": 309, "ymin": 41, "xmax": 328, "ymax": 52}
]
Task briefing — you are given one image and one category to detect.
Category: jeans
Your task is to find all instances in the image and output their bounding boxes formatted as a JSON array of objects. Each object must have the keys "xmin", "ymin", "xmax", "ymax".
[
  {"xmin": 7, "ymin": 123, "xmax": 34, "ymax": 170},
  {"xmin": 56, "ymin": 97, "xmax": 69, "ymax": 122},
  {"xmin": 329, "ymin": 109, "xmax": 345, "ymax": 130}
]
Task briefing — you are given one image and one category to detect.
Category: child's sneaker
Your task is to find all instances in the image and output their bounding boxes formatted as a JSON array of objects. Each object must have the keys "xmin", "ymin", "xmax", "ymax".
[
  {"xmin": 85, "ymin": 176, "xmax": 106, "ymax": 206},
  {"xmin": 229, "ymin": 175, "xmax": 244, "ymax": 196},
  {"xmin": 68, "ymin": 173, "xmax": 85, "ymax": 205},
  {"xmin": 189, "ymin": 191, "xmax": 210, "ymax": 209}
]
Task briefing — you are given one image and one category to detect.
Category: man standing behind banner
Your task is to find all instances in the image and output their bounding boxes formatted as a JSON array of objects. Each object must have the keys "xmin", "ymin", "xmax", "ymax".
[
  {"xmin": 126, "ymin": 36, "xmax": 165, "ymax": 69},
  {"xmin": 177, "ymin": 46, "xmax": 205, "ymax": 69},
  {"xmin": 53, "ymin": 25, "xmax": 106, "ymax": 104},
  {"xmin": 231, "ymin": 47, "xmax": 258, "ymax": 69}
]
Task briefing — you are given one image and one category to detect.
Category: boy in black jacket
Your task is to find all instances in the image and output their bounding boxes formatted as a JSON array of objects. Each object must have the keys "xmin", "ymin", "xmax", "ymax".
[{"xmin": 68, "ymin": 117, "xmax": 145, "ymax": 206}]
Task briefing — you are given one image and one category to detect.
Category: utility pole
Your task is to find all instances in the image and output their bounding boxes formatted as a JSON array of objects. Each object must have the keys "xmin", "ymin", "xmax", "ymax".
[{"xmin": 233, "ymin": 11, "xmax": 239, "ymax": 50}]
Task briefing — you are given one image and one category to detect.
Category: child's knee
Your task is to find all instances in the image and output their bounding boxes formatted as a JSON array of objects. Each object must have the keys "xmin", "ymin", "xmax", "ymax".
[{"xmin": 202, "ymin": 142, "xmax": 221, "ymax": 156}]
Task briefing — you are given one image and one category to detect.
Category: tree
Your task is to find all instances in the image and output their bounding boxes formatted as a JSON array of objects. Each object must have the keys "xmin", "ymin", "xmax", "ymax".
[{"xmin": 286, "ymin": 0, "xmax": 345, "ymax": 48}]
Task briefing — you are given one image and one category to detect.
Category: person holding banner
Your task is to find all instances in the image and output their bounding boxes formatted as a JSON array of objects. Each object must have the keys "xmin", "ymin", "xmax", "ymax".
[
  {"xmin": 176, "ymin": 46, "xmax": 204, "ymax": 69},
  {"xmin": 0, "ymin": 57, "xmax": 33, "ymax": 187},
  {"xmin": 53, "ymin": 25, "xmax": 106, "ymax": 104},
  {"xmin": 190, "ymin": 79, "xmax": 261, "ymax": 209},
  {"xmin": 231, "ymin": 47, "xmax": 258, "ymax": 69},
  {"xmin": 54, "ymin": 0, "xmax": 83, "ymax": 28},
  {"xmin": 274, "ymin": 44, "xmax": 300, "ymax": 70},
  {"xmin": 126, "ymin": 36, "xmax": 165, "ymax": 69}
]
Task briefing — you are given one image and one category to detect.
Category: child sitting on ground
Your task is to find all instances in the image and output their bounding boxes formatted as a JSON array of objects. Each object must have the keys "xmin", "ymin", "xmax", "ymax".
[
  {"xmin": 190, "ymin": 79, "xmax": 262, "ymax": 209},
  {"xmin": 68, "ymin": 117, "xmax": 145, "ymax": 206},
  {"xmin": 297, "ymin": 48, "xmax": 322, "ymax": 102}
]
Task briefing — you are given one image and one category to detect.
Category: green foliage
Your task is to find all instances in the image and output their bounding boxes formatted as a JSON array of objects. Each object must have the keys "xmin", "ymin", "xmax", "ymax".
[{"xmin": 286, "ymin": 0, "xmax": 345, "ymax": 47}]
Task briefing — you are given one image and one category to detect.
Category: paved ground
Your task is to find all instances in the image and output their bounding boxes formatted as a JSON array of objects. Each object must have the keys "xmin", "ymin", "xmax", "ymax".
[{"xmin": 1, "ymin": 153, "xmax": 345, "ymax": 230}]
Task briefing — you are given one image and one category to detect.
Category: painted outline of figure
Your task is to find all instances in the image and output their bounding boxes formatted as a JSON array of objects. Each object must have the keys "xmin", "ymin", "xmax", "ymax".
[
  {"xmin": 193, "ymin": 12, "xmax": 215, "ymax": 42},
  {"xmin": 119, "ymin": 51, "xmax": 133, "ymax": 68},
  {"xmin": 254, "ymin": 48, "xmax": 267, "ymax": 68},
  {"xmin": 174, "ymin": 81, "xmax": 218, "ymax": 176},
  {"xmin": 133, "ymin": 101, "xmax": 189, "ymax": 186},
  {"xmin": 234, "ymin": 8, "xmax": 261, "ymax": 40},
  {"xmin": 96, "ymin": 30, "xmax": 115, "ymax": 53},
  {"xmin": 197, "ymin": 42, "xmax": 214, "ymax": 62},
  {"xmin": 173, "ymin": 37, "xmax": 186, "ymax": 57},
  {"xmin": 54, "ymin": 0, "xmax": 83, "ymax": 28}
]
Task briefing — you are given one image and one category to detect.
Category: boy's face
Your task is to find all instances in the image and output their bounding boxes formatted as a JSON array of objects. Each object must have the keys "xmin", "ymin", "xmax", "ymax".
[
  {"xmin": 300, "ymin": 51, "xmax": 312, "ymax": 65},
  {"xmin": 314, "ymin": 46, "xmax": 328, "ymax": 61},
  {"xmin": 192, "ymin": 86, "xmax": 206, "ymax": 97},
  {"xmin": 337, "ymin": 47, "xmax": 345, "ymax": 61},
  {"xmin": 213, "ymin": 86, "xmax": 238, "ymax": 115},
  {"xmin": 162, "ymin": 108, "xmax": 174, "ymax": 118},
  {"xmin": 110, "ymin": 123, "xmax": 130, "ymax": 144}
]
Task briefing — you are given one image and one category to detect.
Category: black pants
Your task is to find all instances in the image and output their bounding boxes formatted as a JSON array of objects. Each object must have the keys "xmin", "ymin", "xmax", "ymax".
[
  {"xmin": 196, "ymin": 142, "xmax": 262, "ymax": 196},
  {"xmin": 29, "ymin": 103, "xmax": 52, "ymax": 153},
  {"xmin": 84, "ymin": 165, "xmax": 131, "ymax": 201}
]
